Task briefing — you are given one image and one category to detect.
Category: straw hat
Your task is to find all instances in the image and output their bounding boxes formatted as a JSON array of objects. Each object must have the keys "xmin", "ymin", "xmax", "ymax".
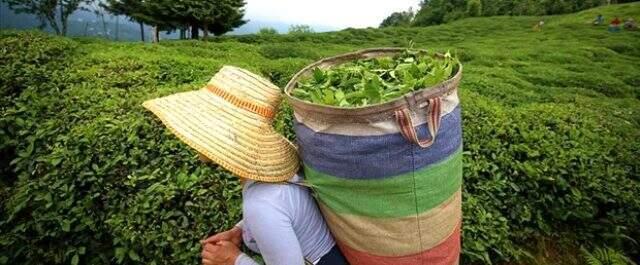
[{"xmin": 142, "ymin": 66, "xmax": 299, "ymax": 182}]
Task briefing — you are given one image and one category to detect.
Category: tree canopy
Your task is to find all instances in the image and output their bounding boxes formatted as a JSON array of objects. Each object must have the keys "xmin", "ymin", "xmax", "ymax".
[
  {"xmin": 380, "ymin": 8, "xmax": 415, "ymax": 28},
  {"xmin": 258, "ymin": 27, "xmax": 278, "ymax": 35},
  {"xmin": 288, "ymin": 24, "xmax": 314, "ymax": 34},
  {"xmin": 202, "ymin": 0, "xmax": 247, "ymax": 37},
  {"xmin": 5, "ymin": 0, "xmax": 93, "ymax": 36},
  {"xmin": 103, "ymin": 0, "xmax": 247, "ymax": 40},
  {"xmin": 410, "ymin": 0, "xmax": 637, "ymax": 26}
]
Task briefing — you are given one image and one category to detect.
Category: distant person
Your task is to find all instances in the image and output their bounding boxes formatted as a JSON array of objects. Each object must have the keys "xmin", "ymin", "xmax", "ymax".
[
  {"xmin": 593, "ymin": 14, "xmax": 604, "ymax": 25},
  {"xmin": 533, "ymin": 20, "xmax": 545, "ymax": 31},
  {"xmin": 609, "ymin": 17, "xmax": 622, "ymax": 32},
  {"xmin": 624, "ymin": 18, "xmax": 637, "ymax": 31}
]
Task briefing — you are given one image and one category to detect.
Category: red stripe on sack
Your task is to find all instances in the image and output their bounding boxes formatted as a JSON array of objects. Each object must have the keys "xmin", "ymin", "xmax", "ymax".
[{"xmin": 337, "ymin": 224, "xmax": 461, "ymax": 265}]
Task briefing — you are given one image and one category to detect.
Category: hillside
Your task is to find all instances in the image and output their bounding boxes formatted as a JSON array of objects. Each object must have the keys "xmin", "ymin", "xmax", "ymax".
[
  {"xmin": 0, "ymin": 2, "xmax": 337, "ymax": 40},
  {"xmin": 1, "ymin": 2, "xmax": 639, "ymax": 265}
]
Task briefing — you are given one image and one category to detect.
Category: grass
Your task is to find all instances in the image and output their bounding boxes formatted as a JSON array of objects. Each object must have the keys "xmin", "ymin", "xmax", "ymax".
[
  {"xmin": 1, "ymin": 2, "xmax": 639, "ymax": 265},
  {"xmin": 74, "ymin": 3, "xmax": 640, "ymax": 103}
]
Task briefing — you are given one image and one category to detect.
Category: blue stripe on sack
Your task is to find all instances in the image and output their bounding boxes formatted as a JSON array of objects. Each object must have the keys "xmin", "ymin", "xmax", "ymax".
[{"xmin": 294, "ymin": 106, "xmax": 462, "ymax": 179}]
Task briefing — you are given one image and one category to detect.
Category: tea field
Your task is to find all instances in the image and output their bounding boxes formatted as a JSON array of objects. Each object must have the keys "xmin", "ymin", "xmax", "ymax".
[{"xmin": 1, "ymin": 2, "xmax": 639, "ymax": 265}]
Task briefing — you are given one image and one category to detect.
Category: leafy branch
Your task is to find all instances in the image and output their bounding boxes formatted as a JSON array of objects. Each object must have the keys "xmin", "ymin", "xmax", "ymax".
[{"xmin": 292, "ymin": 49, "xmax": 459, "ymax": 107}]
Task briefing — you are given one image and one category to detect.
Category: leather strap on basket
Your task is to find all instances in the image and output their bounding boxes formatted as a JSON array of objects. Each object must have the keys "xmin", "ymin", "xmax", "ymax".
[{"xmin": 395, "ymin": 97, "xmax": 442, "ymax": 148}]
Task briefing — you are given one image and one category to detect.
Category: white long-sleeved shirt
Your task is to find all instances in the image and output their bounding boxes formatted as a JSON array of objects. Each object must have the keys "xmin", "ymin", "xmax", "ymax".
[{"xmin": 235, "ymin": 175, "xmax": 335, "ymax": 265}]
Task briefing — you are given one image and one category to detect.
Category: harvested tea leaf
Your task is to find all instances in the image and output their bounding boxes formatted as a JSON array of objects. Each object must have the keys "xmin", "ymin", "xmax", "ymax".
[{"xmin": 292, "ymin": 49, "xmax": 459, "ymax": 107}]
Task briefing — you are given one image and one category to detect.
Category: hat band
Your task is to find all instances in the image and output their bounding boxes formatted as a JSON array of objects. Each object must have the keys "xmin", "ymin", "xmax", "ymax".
[{"xmin": 206, "ymin": 84, "xmax": 275, "ymax": 119}]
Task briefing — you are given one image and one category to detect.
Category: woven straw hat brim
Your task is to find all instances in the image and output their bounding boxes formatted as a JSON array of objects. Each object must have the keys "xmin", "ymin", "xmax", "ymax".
[
  {"xmin": 215, "ymin": 70, "xmax": 279, "ymax": 103},
  {"xmin": 143, "ymin": 89, "xmax": 299, "ymax": 182}
]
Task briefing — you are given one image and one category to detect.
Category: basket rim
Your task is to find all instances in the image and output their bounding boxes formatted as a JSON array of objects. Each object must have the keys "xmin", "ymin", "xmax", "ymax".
[{"xmin": 284, "ymin": 47, "xmax": 462, "ymax": 118}]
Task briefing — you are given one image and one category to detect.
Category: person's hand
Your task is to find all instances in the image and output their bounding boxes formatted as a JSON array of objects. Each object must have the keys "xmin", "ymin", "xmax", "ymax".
[
  {"xmin": 201, "ymin": 241, "xmax": 240, "ymax": 265},
  {"xmin": 201, "ymin": 226, "xmax": 242, "ymax": 247}
]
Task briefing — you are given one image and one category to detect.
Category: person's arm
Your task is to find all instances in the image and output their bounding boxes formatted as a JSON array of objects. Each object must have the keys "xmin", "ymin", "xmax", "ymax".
[
  {"xmin": 241, "ymin": 199, "xmax": 306, "ymax": 265},
  {"xmin": 201, "ymin": 222, "xmax": 243, "ymax": 247},
  {"xmin": 234, "ymin": 253, "xmax": 261, "ymax": 265},
  {"xmin": 204, "ymin": 220, "xmax": 263, "ymax": 265},
  {"xmin": 201, "ymin": 241, "xmax": 241, "ymax": 265}
]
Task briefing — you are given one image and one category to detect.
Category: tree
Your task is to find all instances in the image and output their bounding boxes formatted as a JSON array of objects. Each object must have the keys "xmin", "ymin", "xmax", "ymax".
[
  {"xmin": 207, "ymin": 0, "xmax": 247, "ymax": 37},
  {"xmin": 103, "ymin": 0, "xmax": 176, "ymax": 42},
  {"xmin": 187, "ymin": 0, "xmax": 247, "ymax": 38},
  {"xmin": 413, "ymin": 0, "xmax": 450, "ymax": 26},
  {"xmin": 104, "ymin": 0, "xmax": 247, "ymax": 41},
  {"xmin": 142, "ymin": 0, "xmax": 246, "ymax": 39},
  {"xmin": 258, "ymin": 27, "xmax": 278, "ymax": 35},
  {"xmin": 288, "ymin": 24, "xmax": 314, "ymax": 34},
  {"xmin": 103, "ymin": 0, "xmax": 147, "ymax": 41},
  {"xmin": 410, "ymin": 0, "xmax": 618, "ymax": 26},
  {"xmin": 380, "ymin": 8, "xmax": 415, "ymax": 28},
  {"xmin": 466, "ymin": 0, "xmax": 482, "ymax": 17},
  {"xmin": 5, "ymin": 0, "xmax": 93, "ymax": 36},
  {"xmin": 87, "ymin": 1, "xmax": 109, "ymax": 38}
]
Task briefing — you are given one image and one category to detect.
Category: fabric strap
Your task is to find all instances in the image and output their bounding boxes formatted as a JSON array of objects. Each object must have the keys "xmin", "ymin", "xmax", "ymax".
[
  {"xmin": 395, "ymin": 97, "xmax": 442, "ymax": 148},
  {"xmin": 206, "ymin": 84, "xmax": 276, "ymax": 119}
]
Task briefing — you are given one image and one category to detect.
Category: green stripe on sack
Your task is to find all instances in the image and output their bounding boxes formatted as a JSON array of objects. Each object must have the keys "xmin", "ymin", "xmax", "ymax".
[{"xmin": 305, "ymin": 148, "xmax": 463, "ymax": 218}]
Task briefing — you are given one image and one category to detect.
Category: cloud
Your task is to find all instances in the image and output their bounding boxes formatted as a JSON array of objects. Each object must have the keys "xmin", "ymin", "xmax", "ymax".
[{"xmin": 245, "ymin": 0, "xmax": 420, "ymax": 29}]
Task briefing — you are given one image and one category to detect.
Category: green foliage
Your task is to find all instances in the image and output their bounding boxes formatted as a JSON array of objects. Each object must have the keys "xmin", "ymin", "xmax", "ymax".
[
  {"xmin": 198, "ymin": 0, "xmax": 247, "ymax": 37},
  {"xmin": 103, "ymin": 0, "xmax": 247, "ymax": 39},
  {"xmin": 4, "ymin": 0, "xmax": 91, "ymax": 36},
  {"xmin": 0, "ymin": 35, "xmax": 244, "ymax": 265},
  {"xmin": 461, "ymin": 97, "xmax": 640, "ymax": 263},
  {"xmin": 413, "ymin": 0, "xmax": 457, "ymax": 26},
  {"xmin": 380, "ymin": 8, "xmax": 415, "ymax": 28},
  {"xmin": 412, "ymin": 0, "xmax": 638, "ymax": 26},
  {"xmin": 581, "ymin": 247, "xmax": 637, "ymax": 265},
  {"xmin": 102, "ymin": 0, "xmax": 173, "ymax": 34},
  {"xmin": 292, "ymin": 50, "xmax": 458, "ymax": 107},
  {"xmin": 273, "ymin": 102, "xmax": 295, "ymax": 142},
  {"xmin": 0, "ymin": 31, "xmax": 76, "ymax": 103},
  {"xmin": 467, "ymin": 0, "xmax": 483, "ymax": 17},
  {"xmin": 288, "ymin": 24, "xmax": 314, "ymax": 34},
  {"xmin": 259, "ymin": 44, "xmax": 320, "ymax": 60},
  {"xmin": 0, "ymin": 30, "xmax": 77, "ymax": 199},
  {"xmin": 1, "ymin": 3, "xmax": 640, "ymax": 265},
  {"xmin": 257, "ymin": 27, "xmax": 278, "ymax": 35}
]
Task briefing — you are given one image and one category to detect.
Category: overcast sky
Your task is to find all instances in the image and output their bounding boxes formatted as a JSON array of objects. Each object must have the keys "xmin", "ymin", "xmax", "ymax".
[{"xmin": 245, "ymin": 0, "xmax": 421, "ymax": 29}]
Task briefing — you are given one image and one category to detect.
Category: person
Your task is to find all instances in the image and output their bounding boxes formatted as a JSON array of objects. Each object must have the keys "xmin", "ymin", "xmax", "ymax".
[
  {"xmin": 200, "ymin": 172, "xmax": 348, "ymax": 265},
  {"xmin": 142, "ymin": 66, "xmax": 348, "ymax": 265},
  {"xmin": 533, "ymin": 19, "xmax": 544, "ymax": 31},
  {"xmin": 624, "ymin": 18, "xmax": 637, "ymax": 31},
  {"xmin": 593, "ymin": 14, "xmax": 604, "ymax": 25},
  {"xmin": 609, "ymin": 17, "xmax": 622, "ymax": 32}
]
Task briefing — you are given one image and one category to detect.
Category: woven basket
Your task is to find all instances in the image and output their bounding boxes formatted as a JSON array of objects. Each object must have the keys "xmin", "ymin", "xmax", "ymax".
[{"xmin": 285, "ymin": 48, "xmax": 463, "ymax": 265}]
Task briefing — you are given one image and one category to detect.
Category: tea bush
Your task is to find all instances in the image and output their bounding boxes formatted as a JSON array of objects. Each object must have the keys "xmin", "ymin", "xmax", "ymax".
[
  {"xmin": 292, "ymin": 49, "xmax": 460, "ymax": 107},
  {"xmin": 1, "ymin": 3, "xmax": 639, "ymax": 265},
  {"xmin": 0, "ymin": 31, "xmax": 76, "ymax": 103},
  {"xmin": 0, "ymin": 31, "xmax": 78, "ymax": 204},
  {"xmin": 258, "ymin": 44, "xmax": 321, "ymax": 60},
  {"xmin": 460, "ymin": 92, "xmax": 640, "ymax": 263},
  {"xmin": 0, "ymin": 47, "xmax": 244, "ymax": 264}
]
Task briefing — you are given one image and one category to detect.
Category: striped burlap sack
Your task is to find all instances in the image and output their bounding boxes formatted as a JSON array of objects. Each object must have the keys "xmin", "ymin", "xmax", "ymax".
[{"xmin": 285, "ymin": 48, "xmax": 463, "ymax": 265}]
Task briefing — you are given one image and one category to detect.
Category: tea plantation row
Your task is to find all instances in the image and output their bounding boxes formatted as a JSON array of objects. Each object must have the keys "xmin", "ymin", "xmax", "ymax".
[{"xmin": 1, "ymin": 3, "xmax": 639, "ymax": 264}]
